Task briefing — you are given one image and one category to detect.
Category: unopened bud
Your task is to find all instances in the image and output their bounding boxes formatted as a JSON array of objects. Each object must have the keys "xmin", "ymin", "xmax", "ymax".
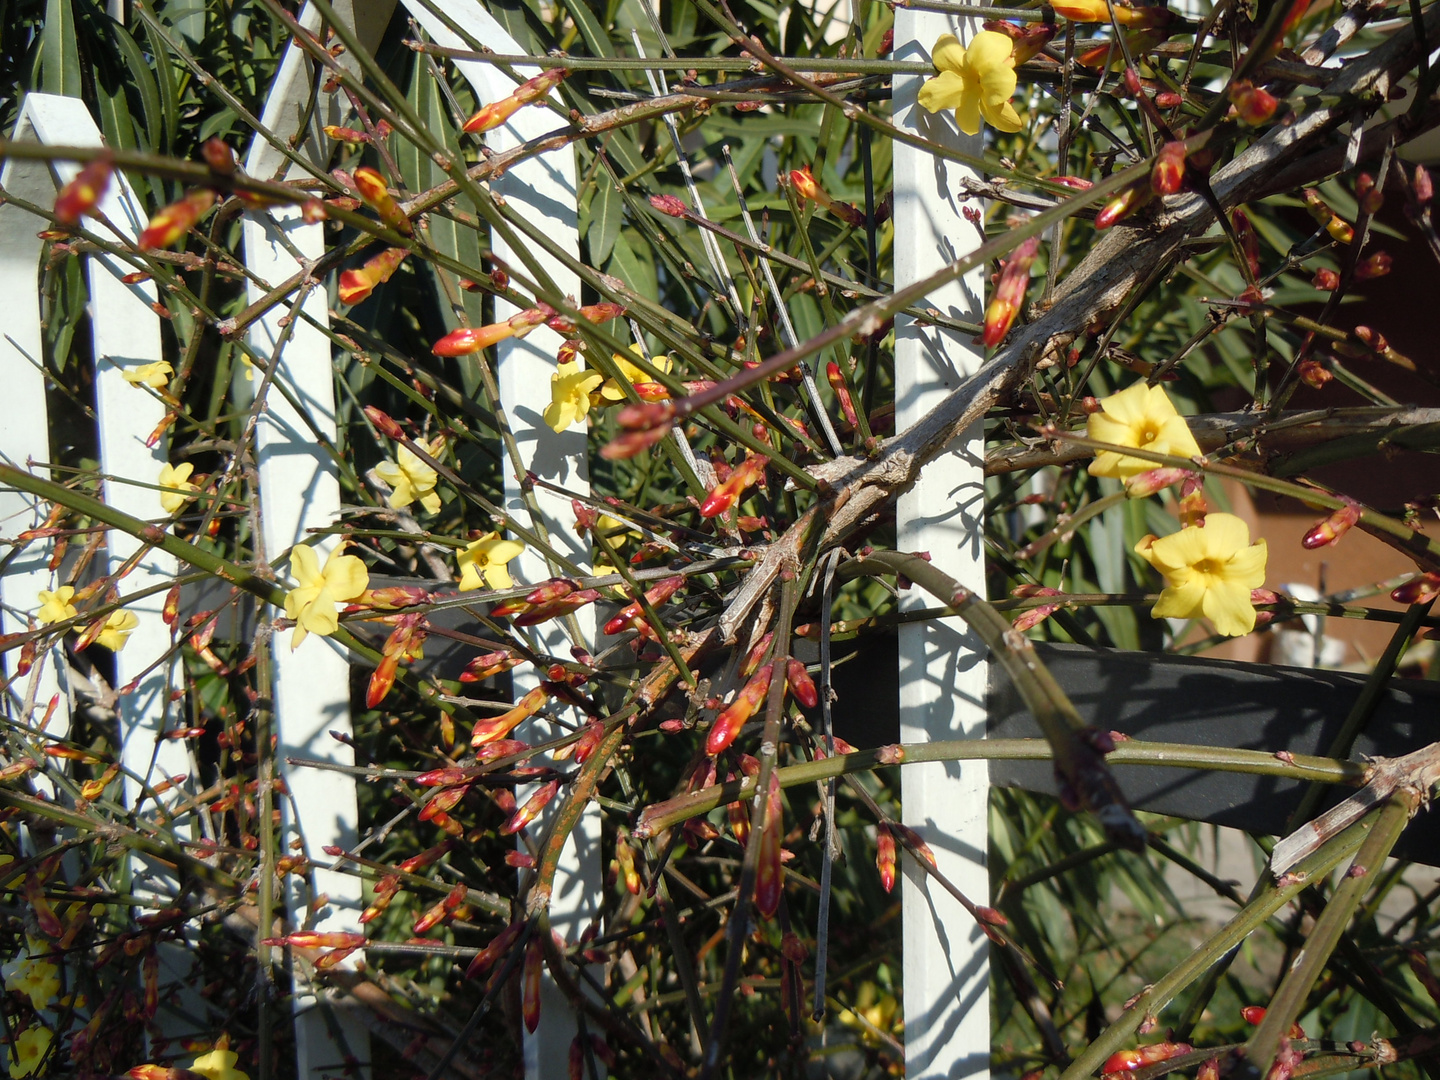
[
  {"xmin": 1228, "ymin": 80, "xmax": 1278, "ymax": 126},
  {"xmin": 1301, "ymin": 500, "xmax": 1361, "ymax": 548},
  {"xmin": 649, "ymin": 194, "xmax": 688, "ymax": 217},
  {"xmin": 1151, "ymin": 141, "xmax": 1187, "ymax": 196},
  {"xmin": 1353, "ymin": 251, "xmax": 1392, "ymax": 279}
]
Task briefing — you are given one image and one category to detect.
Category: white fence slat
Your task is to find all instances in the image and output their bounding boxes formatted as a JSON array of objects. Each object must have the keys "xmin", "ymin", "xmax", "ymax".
[
  {"xmin": 244, "ymin": 4, "xmax": 387, "ymax": 1074},
  {"xmin": 0, "ymin": 99, "xmax": 79, "ymax": 763},
  {"xmin": 893, "ymin": 11, "xmax": 992, "ymax": 1078},
  {"xmin": 398, "ymin": 6, "xmax": 602, "ymax": 1076}
]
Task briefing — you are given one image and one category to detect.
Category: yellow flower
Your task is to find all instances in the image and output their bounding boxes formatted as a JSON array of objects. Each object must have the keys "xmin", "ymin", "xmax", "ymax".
[
  {"xmin": 917, "ymin": 32, "xmax": 1023, "ymax": 136},
  {"xmin": 159, "ymin": 462, "xmax": 199, "ymax": 514},
  {"xmin": 121, "ymin": 361, "xmax": 173, "ymax": 389},
  {"xmin": 241, "ymin": 355, "xmax": 255, "ymax": 383},
  {"xmin": 375, "ymin": 438, "xmax": 443, "ymax": 515},
  {"xmin": 597, "ymin": 344, "xmax": 672, "ymax": 403},
  {"xmin": 189, "ymin": 1048, "xmax": 251, "ymax": 1080},
  {"xmin": 95, "ymin": 610, "xmax": 139, "ymax": 652},
  {"xmin": 457, "ymin": 532, "xmax": 525, "ymax": 592},
  {"xmin": 37, "ymin": 587, "xmax": 77, "ymax": 626},
  {"xmin": 1136, "ymin": 513, "xmax": 1268, "ymax": 637},
  {"xmin": 542, "ymin": 361, "xmax": 604, "ymax": 433},
  {"xmin": 283, "ymin": 543, "xmax": 370, "ymax": 649},
  {"xmin": 8, "ymin": 1026, "xmax": 51, "ymax": 1078},
  {"xmin": 6, "ymin": 956, "xmax": 60, "ymax": 1010},
  {"xmin": 1086, "ymin": 382, "xmax": 1202, "ymax": 479}
]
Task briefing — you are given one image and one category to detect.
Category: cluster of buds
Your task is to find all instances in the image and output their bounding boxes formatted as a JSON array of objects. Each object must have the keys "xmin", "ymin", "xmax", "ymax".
[
  {"xmin": 602, "ymin": 575, "xmax": 685, "ymax": 640},
  {"xmin": 1303, "ymin": 189, "xmax": 1355, "ymax": 244},
  {"xmin": 418, "ymin": 777, "xmax": 471, "ymax": 835},
  {"xmin": 366, "ymin": 613, "xmax": 427, "ymax": 708},
  {"xmin": 983, "ymin": 235, "xmax": 1040, "ymax": 347},
  {"xmin": 491, "ymin": 578, "xmax": 601, "ymax": 627},
  {"xmin": 432, "ymin": 303, "xmax": 555, "ymax": 356},
  {"xmin": 789, "ymin": 167, "xmax": 865, "ymax": 227},
  {"xmin": 700, "ymin": 452, "xmax": 768, "ymax": 518},
  {"xmin": 704, "ymin": 657, "xmax": 817, "ymax": 755},
  {"xmin": 463, "ymin": 68, "xmax": 567, "ymax": 134},
  {"xmin": 982, "ymin": 20, "xmax": 1058, "ymax": 64},
  {"xmin": 352, "ymin": 166, "xmax": 412, "ymax": 235},
  {"xmin": 602, "ymin": 401, "xmax": 676, "ymax": 459},
  {"xmin": 1011, "ymin": 584, "xmax": 1064, "ymax": 632},
  {"xmin": 338, "ymin": 247, "xmax": 408, "ymax": 306}
]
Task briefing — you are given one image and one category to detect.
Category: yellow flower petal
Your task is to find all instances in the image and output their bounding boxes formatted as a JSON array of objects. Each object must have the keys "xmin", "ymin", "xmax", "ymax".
[
  {"xmin": 918, "ymin": 69, "xmax": 969, "ymax": 114},
  {"xmin": 932, "ymin": 33, "xmax": 967, "ymax": 74}
]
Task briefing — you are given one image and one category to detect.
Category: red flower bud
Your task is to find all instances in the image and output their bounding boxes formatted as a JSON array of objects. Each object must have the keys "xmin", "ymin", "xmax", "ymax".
[
  {"xmin": 1095, "ymin": 184, "xmax": 1152, "ymax": 229},
  {"xmin": 1151, "ymin": 141, "xmax": 1187, "ymax": 196},
  {"xmin": 513, "ymin": 68, "xmax": 567, "ymax": 105},
  {"xmin": 53, "ymin": 156, "xmax": 113, "ymax": 225},
  {"xmin": 1228, "ymin": 80, "xmax": 1277, "ymax": 126},
  {"xmin": 785, "ymin": 657, "xmax": 819, "ymax": 708},
  {"xmin": 1392, "ymin": 572, "xmax": 1440, "ymax": 605},
  {"xmin": 466, "ymin": 922, "xmax": 523, "ymax": 980},
  {"xmin": 201, "ymin": 138, "xmax": 236, "ymax": 175},
  {"xmin": 463, "ymin": 96, "xmax": 524, "ymax": 134},
  {"xmin": 826, "ymin": 362, "xmax": 860, "ymax": 427},
  {"xmin": 431, "ymin": 322, "xmax": 516, "ymax": 356},
  {"xmin": 1355, "ymin": 172, "xmax": 1384, "ymax": 215},
  {"xmin": 1353, "ymin": 252, "xmax": 1392, "ymax": 280},
  {"xmin": 471, "ymin": 686, "xmax": 549, "ymax": 746},
  {"xmin": 1297, "ymin": 359, "xmax": 1333, "ymax": 388},
  {"xmin": 504, "ymin": 779, "xmax": 560, "ymax": 834},
  {"xmin": 706, "ymin": 663, "xmax": 774, "ymax": 755},
  {"xmin": 522, "ymin": 935, "xmax": 544, "ymax": 1032},
  {"xmin": 983, "ymin": 235, "xmax": 1040, "ymax": 346},
  {"xmin": 1415, "ymin": 164, "xmax": 1434, "ymax": 204},
  {"xmin": 754, "ymin": 774, "xmax": 784, "ymax": 918},
  {"xmin": 459, "ymin": 650, "xmax": 521, "ymax": 683},
  {"xmin": 1312, "ymin": 268, "xmax": 1339, "ymax": 290},
  {"xmin": 649, "ymin": 194, "xmax": 689, "ymax": 217},
  {"xmin": 615, "ymin": 834, "xmax": 641, "ymax": 894}
]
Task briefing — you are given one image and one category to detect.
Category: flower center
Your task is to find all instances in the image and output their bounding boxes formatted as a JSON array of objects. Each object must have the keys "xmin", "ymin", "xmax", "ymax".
[
  {"xmin": 1194, "ymin": 558, "xmax": 1222, "ymax": 576},
  {"xmin": 1140, "ymin": 425, "xmax": 1159, "ymax": 444}
]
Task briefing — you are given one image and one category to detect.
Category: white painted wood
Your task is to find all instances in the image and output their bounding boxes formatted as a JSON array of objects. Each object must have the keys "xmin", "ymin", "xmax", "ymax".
[
  {"xmin": 893, "ymin": 12, "xmax": 992, "ymax": 1079},
  {"xmin": 399, "ymin": 6, "xmax": 601, "ymax": 1077},
  {"xmin": 243, "ymin": 5, "xmax": 389, "ymax": 1074}
]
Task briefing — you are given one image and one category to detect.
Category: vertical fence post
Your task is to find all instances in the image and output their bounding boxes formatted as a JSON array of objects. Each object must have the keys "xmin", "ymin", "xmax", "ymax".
[
  {"xmin": 892, "ymin": 13, "xmax": 993, "ymax": 1079},
  {"xmin": 398, "ymin": 5, "xmax": 600, "ymax": 1076},
  {"xmin": 243, "ymin": 4, "xmax": 389, "ymax": 1074}
]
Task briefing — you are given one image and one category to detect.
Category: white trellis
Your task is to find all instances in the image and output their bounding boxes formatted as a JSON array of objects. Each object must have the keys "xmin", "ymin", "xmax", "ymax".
[
  {"xmin": 1, "ymin": 5, "xmax": 992, "ymax": 1079},
  {"xmin": 894, "ymin": 12, "xmax": 992, "ymax": 1079}
]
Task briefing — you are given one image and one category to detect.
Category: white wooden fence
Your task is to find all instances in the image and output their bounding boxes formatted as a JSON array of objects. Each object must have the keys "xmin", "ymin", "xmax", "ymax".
[{"xmin": 0, "ymin": 3, "xmax": 989, "ymax": 1078}]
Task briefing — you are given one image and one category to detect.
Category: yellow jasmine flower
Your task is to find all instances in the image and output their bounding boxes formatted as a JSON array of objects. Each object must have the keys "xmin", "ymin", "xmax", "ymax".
[
  {"xmin": 917, "ymin": 32, "xmax": 1023, "ymax": 136},
  {"xmin": 36, "ymin": 587, "xmax": 77, "ymax": 626},
  {"xmin": 121, "ymin": 361, "xmax": 173, "ymax": 389},
  {"xmin": 6, "ymin": 955, "xmax": 60, "ymax": 1010},
  {"xmin": 94, "ymin": 610, "xmax": 139, "ymax": 652},
  {"xmin": 189, "ymin": 1048, "xmax": 251, "ymax": 1080},
  {"xmin": 457, "ymin": 532, "xmax": 525, "ymax": 592},
  {"xmin": 158, "ymin": 462, "xmax": 199, "ymax": 514},
  {"xmin": 283, "ymin": 543, "xmax": 370, "ymax": 649},
  {"xmin": 597, "ymin": 344, "xmax": 673, "ymax": 402},
  {"xmin": 8, "ymin": 1026, "xmax": 51, "ymax": 1078},
  {"xmin": 542, "ymin": 361, "xmax": 604, "ymax": 433},
  {"xmin": 241, "ymin": 355, "xmax": 255, "ymax": 382},
  {"xmin": 1086, "ymin": 381, "xmax": 1202, "ymax": 479},
  {"xmin": 1136, "ymin": 513, "xmax": 1268, "ymax": 637},
  {"xmin": 375, "ymin": 438, "xmax": 443, "ymax": 515}
]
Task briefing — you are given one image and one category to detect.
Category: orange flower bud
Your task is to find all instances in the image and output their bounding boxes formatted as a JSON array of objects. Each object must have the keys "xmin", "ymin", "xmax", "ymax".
[
  {"xmin": 616, "ymin": 834, "xmax": 641, "ymax": 894},
  {"xmin": 323, "ymin": 124, "xmax": 366, "ymax": 143},
  {"xmin": 893, "ymin": 823, "xmax": 938, "ymax": 871},
  {"xmin": 431, "ymin": 322, "xmax": 516, "ymax": 356},
  {"xmin": 1095, "ymin": 183, "xmax": 1152, "ymax": 229},
  {"xmin": 826, "ymin": 362, "xmax": 860, "ymax": 427},
  {"xmin": 1151, "ymin": 141, "xmax": 1187, "ymax": 196},
  {"xmin": 463, "ymin": 95, "xmax": 525, "ymax": 134},
  {"xmin": 504, "ymin": 779, "xmax": 560, "ymax": 834},
  {"xmin": 700, "ymin": 453, "xmax": 767, "ymax": 518},
  {"xmin": 602, "ymin": 576, "xmax": 685, "ymax": 635},
  {"xmin": 1355, "ymin": 172, "xmax": 1383, "ymax": 215},
  {"xmin": 80, "ymin": 762, "xmax": 120, "ymax": 801},
  {"xmin": 513, "ymin": 68, "xmax": 568, "ymax": 105},
  {"xmin": 1354, "ymin": 252, "xmax": 1392, "ymax": 279},
  {"xmin": 512, "ymin": 589, "xmax": 600, "ymax": 627},
  {"xmin": 742, "ymin": 632, "xmax": 774, "ymax": 676},
  {"xmin": 876, "ymin": 825, "xmax": 897, "ymax": 892},
  {"xmin": 1102, "ymin": 1043, "xmax": 1193, "ymax": 1073},
  {"xmin": 138, "ymin": 189, "xmax": 217, "ymax": 250},
  {"xmin": 414, "ymin": 883, "xmax": 467, "ymax": 932},
  {"xmin": 521, "ymin": 935, "xmax": 546, "ymax": 1031},
  {"xmin": 707, "ymin": 662, "xmax": 773, "ymax": 755},
  {"xmin": 460, "ymin": 650, "xmax": 521, "ymax": 683},
  {"xmin": 578, "ymin": 301, "xmax": 626, "ymax": 323},
  {"xmin": 201, "ymin": 138, "xmax": 236, "ymax": 175},
  {"xmin": 983, "ymin": 235, "xmax": 1040, "ymax": 346},
  {"xmin": 754, "ymin": 774, "xmax": 784, "ymax": 918},
  {"xmin": 471, "ymin": 686, "xmax": 549, "ymax": 746},
  {"xmin": 261, "ymin": 930, "xmax": 366, "ymax": 949},
  {"xmin": 1312, "ymin": 267, "xmax": 1339, "ymax": 290},
  {"xmin": 1228, "ymin": 80, "xmax": 1278, "ymax": 126},
  {"xmin": 1297, "ymin": 359, "xmax": 1333, "ymax": 388},
  {"xmin": 54, "ymin": 156, "xmax": 113, "ymax": 225},
  {"xmin": 352, "ymin": 166, "xmax": 412, "ymax": 235},
  {"xmin": 1304, "ymin": 189, "xmax": 1353, "ymax": 243},
  {"xmin": 1124, "ymin": 467, "xmax": 1194, "ymax": 498}
]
